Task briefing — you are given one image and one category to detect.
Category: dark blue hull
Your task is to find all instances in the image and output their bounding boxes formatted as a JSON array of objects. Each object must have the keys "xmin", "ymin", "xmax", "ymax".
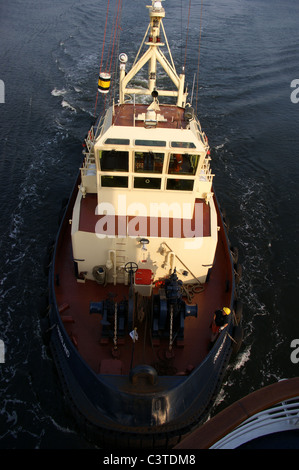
[{"xmin": 44, "ymin": 175, "xmax": 242, "ymax": 449}]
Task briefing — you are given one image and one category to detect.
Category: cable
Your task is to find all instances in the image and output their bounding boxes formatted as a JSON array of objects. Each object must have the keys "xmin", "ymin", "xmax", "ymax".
[
  {"xmin": 183, "ymin": 0, "xmax": 192, "ymax": 72},
  {"xmin": 94, "ymin": 0, "xmax": 111, "ymax": 117},
  {"xmin": 195, "ymin": 0, "xmax": 204, "ymax": 115}
]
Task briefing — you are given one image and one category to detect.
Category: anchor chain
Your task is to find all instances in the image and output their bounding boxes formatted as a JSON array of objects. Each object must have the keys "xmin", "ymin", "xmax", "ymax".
[
  {"xmin": 113, "ymin": 302, "xmax": 118, "ymax": 351},
  {"xmin": 169, "ymin": 305, "xmax": 173, "ymax": 352}
]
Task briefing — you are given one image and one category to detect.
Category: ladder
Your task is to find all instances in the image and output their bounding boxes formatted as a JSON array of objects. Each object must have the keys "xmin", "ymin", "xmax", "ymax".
[{"xmin": 113, "ymin": 238, "xmax": 129, "ymax": 285}]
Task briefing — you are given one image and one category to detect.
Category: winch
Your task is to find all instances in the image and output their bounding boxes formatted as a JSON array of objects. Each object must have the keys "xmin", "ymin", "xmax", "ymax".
[
  {"xmin": 90, "ymin": 295, "xmax": 127, "ymax": 340},
  {"xmin": 152, "ymin": 270, "xmax": 197, "ymax": 343},
  {"xmin": 90, "ymin": 269, "xmax": 197, "ymax": 345}
]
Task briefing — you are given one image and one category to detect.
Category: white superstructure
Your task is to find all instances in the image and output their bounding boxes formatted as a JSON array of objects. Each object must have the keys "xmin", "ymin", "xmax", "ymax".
[{"xmin": 70, "ymin": 1, "xmax": 217, "ymax": 288}]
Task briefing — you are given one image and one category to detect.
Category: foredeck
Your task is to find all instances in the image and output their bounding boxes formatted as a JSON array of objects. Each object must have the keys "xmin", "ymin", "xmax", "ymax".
[{"xmin": 53, "ymin": 196, "xmax": 232, "ymax": 377}]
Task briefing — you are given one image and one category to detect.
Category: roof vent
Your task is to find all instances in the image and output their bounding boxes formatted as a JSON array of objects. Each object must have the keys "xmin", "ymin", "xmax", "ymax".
[{"xmin": 145, "ymin": 109, "xmax": 157, "ymax": 128}]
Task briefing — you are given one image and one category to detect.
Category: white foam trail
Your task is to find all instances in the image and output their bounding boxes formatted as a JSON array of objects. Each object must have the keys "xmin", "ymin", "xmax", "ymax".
[
  {"xmin": 233, "ymin": 345, "xmax": 251, "ymax": 371},
  {"xmin": 61, "ymin": 100, "xmax": 76, "ymax": 112},
  {"xmin": 51, "ymin": 88, "xmax": 67, "ymax": 97}
]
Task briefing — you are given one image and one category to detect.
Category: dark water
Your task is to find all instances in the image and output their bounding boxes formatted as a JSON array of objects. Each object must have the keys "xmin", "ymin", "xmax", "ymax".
[{"xmin": 0, "ymin": 0, "xmax": 298, "ymax": 449}]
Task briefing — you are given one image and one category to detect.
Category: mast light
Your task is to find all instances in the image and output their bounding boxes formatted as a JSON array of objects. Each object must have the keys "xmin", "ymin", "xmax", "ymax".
[
  {"xmin": 148, "ymin": 0, "xmax": 165, "ymax": 17},
  {"xmin": 153, "ymin": 1, "xmax": 163, "ymax": 11},
  {"xmin": 119, "ymin": 53, "xmax": 128, "ymax": 64}
]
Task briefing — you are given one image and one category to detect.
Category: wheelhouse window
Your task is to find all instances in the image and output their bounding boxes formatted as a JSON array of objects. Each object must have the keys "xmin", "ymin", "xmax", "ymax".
[
  {"xmin": 134, "ymin": 151, "xmax": 164, "ymax": 173},
  {"xmin": 134, "ymin": 177, "xmax": 161, "ymax": 189},
  {"xmin": 104, "ymin": 138, "xmax": 130, "ymax": 145},
  {"xmin": 99, "ymin": 150, "xmax": 129, "ymax": 172},
  {"xmin": 101, "ymin": 175, "xmax": 128, "ymax": 188},
  {"xmin": 135, "ymin": 139, "xmax": 166, "ymax": 147},
  {"xmin": 166, "ymin": 179, "xmax": 194, "ymax": 191},
  {"xmin": 171, "ymin": 141, "xmax": 196, "ymax": 149},
  {"xmin": 168, "ymin": 153, "xmax": 199, "ymax": 175}
]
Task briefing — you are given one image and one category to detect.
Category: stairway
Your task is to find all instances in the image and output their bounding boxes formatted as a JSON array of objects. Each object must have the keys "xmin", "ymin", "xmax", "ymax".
[{"xmin": 113, "ymin": 238, "xmax": 129, "ymax": 285}]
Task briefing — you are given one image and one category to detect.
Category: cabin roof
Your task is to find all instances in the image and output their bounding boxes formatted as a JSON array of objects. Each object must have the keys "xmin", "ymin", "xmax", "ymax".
[
  {"xmin": 113, "ymin": 103, "xmax": 187, "ymax": 129},
  {"xmin": 95, "ymin": 103, "xmax": 207, "ymax": 153}
]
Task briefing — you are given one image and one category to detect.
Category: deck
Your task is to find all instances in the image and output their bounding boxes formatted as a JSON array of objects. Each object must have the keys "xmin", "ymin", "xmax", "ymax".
[
  {"xmin": 79, "ymin": 193, "xmax": 211, "ymax": 237},
  {"xmin": 53, "ymin": 194, "xmax": 232, "ymax": 377},
  {"xmin": 112, "ymin": 103, "xmax": 189, "ymax": 129}
]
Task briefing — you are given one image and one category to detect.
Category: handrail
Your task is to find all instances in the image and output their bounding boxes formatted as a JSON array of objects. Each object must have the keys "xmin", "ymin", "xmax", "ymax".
[
  {"xmin": 161, "ymin": 241, "xmax": 203, "ymax": 285},
  {"xmin": 210, "ymin": 398, "xmax": 299, "ymax": 449},
  {"xmin": 175, "ymin": 377, "xmax": 299, "ymax": 449}
]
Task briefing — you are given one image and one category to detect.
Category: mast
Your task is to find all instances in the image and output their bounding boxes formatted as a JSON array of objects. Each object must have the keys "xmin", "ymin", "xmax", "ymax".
[{"xmin": 119, "ymin": 0, "xmax": 187, "ymax": 107}]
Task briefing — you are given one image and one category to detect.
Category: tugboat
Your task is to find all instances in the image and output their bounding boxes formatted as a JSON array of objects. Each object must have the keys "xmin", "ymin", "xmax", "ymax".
[{"xmin": 46, "ymin": 0, "xmax": 243, "ymax": 449}]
